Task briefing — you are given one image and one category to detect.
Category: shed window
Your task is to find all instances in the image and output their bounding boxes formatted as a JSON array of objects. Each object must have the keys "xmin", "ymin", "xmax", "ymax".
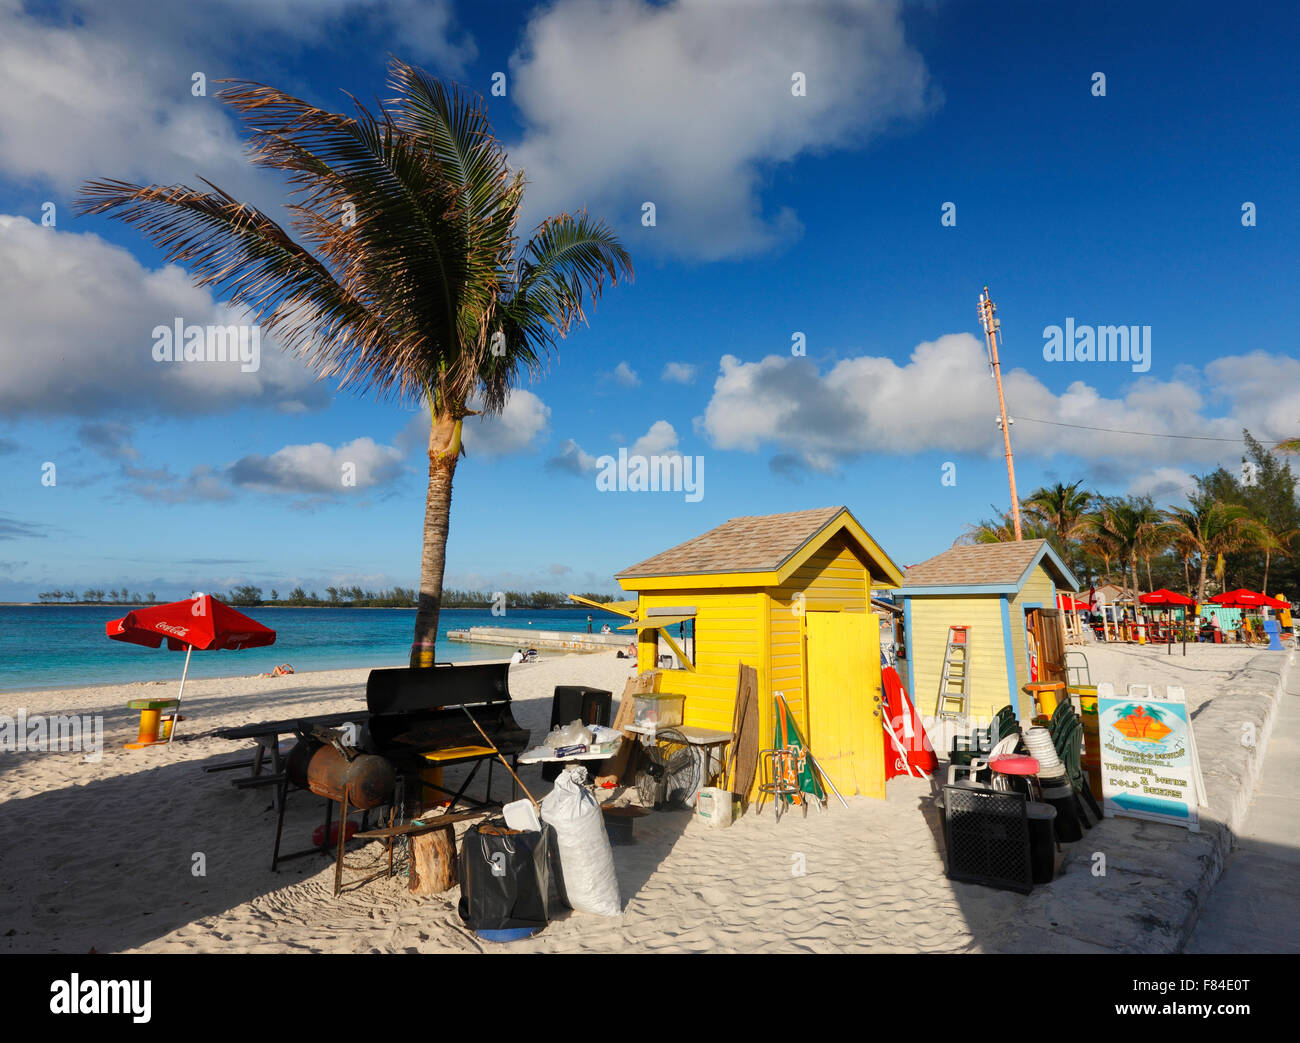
[
  {"xmin": 653, "ymin": 617, "xmax": 695, "ymax": 670},
  {"xmin": 629, "ymin": 615, "xmax": 695, "ymax": 670}
]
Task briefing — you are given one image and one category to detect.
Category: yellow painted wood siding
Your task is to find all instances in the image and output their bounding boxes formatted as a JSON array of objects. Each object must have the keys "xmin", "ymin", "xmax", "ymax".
[
  {"xmin": 1008, "ymin": 565, "xmax": 1057, "ymax": 717},
  {"xmin": 905, "ymin": 595, "xmax": 1011, "ymax": 721},
  {"xmin": 635, "ymin": 589, "xmax": 765, "ymax": 734},
  {"xmin": 767, "ymin": 535, "xmax": 872, "ymax": 731},
  {"xmin": 764, "ymin": 533, "xmax": 868, "ymax": 712}
]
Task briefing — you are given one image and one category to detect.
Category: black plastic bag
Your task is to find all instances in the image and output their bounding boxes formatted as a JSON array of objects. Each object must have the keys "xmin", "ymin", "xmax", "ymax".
[{"xmin": 458, "ymin": 820, "xmax": 566, "ymax": 931}]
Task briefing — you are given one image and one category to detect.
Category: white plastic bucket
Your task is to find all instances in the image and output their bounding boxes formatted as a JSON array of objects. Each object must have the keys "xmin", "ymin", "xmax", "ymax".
[{"xmin": 696, "ymin": 787, "xmax": 734, "ymax": 828}]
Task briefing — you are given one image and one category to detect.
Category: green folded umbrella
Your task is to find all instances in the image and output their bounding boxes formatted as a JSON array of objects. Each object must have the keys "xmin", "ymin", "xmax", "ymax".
[{"xmin": 775, "ymin": 693, "xmax": 826, "ymax": 806}]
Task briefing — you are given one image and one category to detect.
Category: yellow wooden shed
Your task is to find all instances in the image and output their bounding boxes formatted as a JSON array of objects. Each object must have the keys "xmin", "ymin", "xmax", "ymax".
[
  {"xmin": 614, "ymin": 506, "xmax": 905, "ymax": 798},
  {"xmin": 895, "ymin": 539, "xmax": 1080, "ymax": 724}
]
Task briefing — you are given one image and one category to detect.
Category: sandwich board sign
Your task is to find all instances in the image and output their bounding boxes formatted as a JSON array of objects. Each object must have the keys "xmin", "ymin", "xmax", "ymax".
[{"xmin": 1096, "ymin": 682, "xmax": 1204, "ymax": 832}]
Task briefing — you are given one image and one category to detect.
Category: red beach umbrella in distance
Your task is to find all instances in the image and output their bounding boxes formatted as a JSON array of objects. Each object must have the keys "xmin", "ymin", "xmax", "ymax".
[
  {"xmin": 1209, "ymin": 589, "xmax": 1290, "ymax": 610},
  {"xmin": 1140, "ymin": 588, "xmax": 1197, "ymax": 607},
  {"xmin": 107, "ymin": 594, "xmax": 276, "ymax": 742}
]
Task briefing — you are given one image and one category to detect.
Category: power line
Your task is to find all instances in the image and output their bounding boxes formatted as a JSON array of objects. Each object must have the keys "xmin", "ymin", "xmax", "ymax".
[{"xmin": 1015, "ymin": 416, "xmax": 1288, "ymax": 446}]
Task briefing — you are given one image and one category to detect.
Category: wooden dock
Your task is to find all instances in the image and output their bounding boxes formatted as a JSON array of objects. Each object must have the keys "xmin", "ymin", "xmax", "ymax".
[{"xmin": 445, "ymin": 626, "xmax": 630, "ymax": 653}]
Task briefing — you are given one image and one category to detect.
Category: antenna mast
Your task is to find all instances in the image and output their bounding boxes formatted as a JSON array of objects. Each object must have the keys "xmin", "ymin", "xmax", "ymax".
[{"xmin": 979, "ymin": 286, "xmax": 1023, "ymax": 541}]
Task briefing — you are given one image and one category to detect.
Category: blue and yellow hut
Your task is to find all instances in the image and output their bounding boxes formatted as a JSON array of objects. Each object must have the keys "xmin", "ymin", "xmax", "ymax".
[{"xmin": 895, "ymin": 539, "xmax": 1080, "ymax": 723}]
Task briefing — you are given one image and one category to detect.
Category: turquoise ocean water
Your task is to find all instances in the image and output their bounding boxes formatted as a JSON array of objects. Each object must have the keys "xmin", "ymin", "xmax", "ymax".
[{"xmin": 0, "ymin": 605, "xmax": 627, "ymax": 692}]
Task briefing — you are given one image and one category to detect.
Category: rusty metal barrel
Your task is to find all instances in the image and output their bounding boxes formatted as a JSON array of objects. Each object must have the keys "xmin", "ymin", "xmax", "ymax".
[
  {"xmin": 305, "ymin": 744, "xmax": 395, "ymax": 809},
  {"xmin": 286, "ymin": 737, "xmax": 319, "ymax": 790}
]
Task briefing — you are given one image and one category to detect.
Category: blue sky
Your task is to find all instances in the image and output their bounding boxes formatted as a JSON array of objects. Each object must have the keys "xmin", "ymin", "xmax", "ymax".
[{"xmin": 1, "ymin": 0, "xmax": 1297, "ymax": 601}]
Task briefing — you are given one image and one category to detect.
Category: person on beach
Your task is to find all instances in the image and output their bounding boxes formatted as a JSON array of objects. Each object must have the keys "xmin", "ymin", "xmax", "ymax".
[
  {"xmin": 510, "ymin": 649, "xmax": 524, "ymax": 664},
  {"xmin": 600, "ymin": 623, "xmax": 611, "ymax": 634},
  {"xmin": 586, "ymin": 615, "xmax": 593, "ymax": 633}
]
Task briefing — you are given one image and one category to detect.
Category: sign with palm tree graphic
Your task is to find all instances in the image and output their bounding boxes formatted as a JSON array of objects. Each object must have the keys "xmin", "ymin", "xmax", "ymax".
[{"xmin": 1097, "ymin": 683, "xmax": 1202, "ymax": 831}]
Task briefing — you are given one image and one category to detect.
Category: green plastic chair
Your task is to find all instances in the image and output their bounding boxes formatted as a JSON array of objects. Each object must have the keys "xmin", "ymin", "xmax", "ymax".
[
  {"xmin": 951, "ymin": 705, "xmax": 1022, "ymax": 767},
  {"xmin": 1053, "ymin": 714, "xmax": 1102, "ymax": 824}
]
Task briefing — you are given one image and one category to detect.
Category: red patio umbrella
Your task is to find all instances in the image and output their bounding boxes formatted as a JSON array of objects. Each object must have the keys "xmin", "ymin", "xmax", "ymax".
[
  {"xmin": 1209, "ymin": 589, "xmax": 1291, "ymax": 610},
  {"xmin": 1140, "ymin": 588, "xmax": 1197, "ymax": 607},
  {"xmin": 1057, "ymin": 593, "xmax": 1089, "ymax": 611},
  {"xmin": 107, "ymin": 594, "xmax": 276, "ymax": 742}
]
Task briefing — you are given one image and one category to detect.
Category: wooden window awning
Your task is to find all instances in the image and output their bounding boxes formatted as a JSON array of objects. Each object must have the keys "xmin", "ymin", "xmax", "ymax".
[{"xmin": 617, "ymin": 614, "xmax": 695, "ymax": 631}]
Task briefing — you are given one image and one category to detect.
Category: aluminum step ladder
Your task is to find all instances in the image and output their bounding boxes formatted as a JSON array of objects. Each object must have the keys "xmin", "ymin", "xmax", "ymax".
[{"xmin": 936, "ymin": 625, "xmax": 972, "ymax": 721}]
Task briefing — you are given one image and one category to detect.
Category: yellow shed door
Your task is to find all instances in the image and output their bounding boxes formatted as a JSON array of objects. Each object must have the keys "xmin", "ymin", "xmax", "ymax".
[{"xmin": 805, "ymin": 612, "xmax": 885, "ymax": 799}]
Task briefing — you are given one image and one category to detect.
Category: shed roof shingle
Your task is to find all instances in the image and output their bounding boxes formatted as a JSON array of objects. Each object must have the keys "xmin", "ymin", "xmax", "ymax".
[
  {"xmin": 900, "ymin": 539, "xmax": 1050, "ymax": 588},
  {"xmin": 616, "ymin": 506, "xmax": 846, "ymax": 578}
]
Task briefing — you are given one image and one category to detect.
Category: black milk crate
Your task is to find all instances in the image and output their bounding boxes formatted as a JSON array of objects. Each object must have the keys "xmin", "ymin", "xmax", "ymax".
[{"xmin": 942, "ymin": 783, "xmax": 1033, "ymax": 895}]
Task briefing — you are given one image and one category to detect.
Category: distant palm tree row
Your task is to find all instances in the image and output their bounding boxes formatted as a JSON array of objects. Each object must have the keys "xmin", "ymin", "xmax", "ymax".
[
  {"xmin": 966, "ymin": 434, "xmax": 1300, "ymax": 602},
  {"xmin": 37, "ymin": 589, "xmax": 158, "ymax": 604},
  {"xmin": 225, "ymin": 586, "xmax": 616, "ymax": 609}
]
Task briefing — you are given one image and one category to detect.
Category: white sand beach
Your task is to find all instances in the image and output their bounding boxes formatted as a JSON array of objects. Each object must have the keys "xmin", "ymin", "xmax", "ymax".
[{"xmin": 0, "ymin": 643, "xmax": 1290, "ymax": 953}]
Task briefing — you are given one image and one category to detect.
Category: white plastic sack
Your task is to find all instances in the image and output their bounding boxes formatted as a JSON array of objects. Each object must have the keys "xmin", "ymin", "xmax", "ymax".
[
  {"xmin": 547, "ymin": 719, "xmax": 591, "ymax": 748},
  {"xmin": 540, "ymin": 767, "xmax": 621, "ymax": 916}
]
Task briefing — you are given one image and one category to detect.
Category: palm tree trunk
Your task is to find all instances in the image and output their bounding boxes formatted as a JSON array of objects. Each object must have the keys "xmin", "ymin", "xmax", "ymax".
[
  {"xmin": 1183, "ymin": 556, "xmax": 1191, "ymax": 597},
  {"xmin": 410, "ymin": 412, "xmax": 463, "ymax": 668},
  {"xmin": 1263, "ymin": 549, "xmax": 1271, "ymax": 594},
  {"xmin": 1197, "ymin": 555, "xmax": 1208, "ymax": 602}
]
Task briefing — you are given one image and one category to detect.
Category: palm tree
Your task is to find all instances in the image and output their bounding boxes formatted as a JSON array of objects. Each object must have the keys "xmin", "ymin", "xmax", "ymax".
[
  {"xmin": 1245, "ymin": 519, "xmax": 1298, "ymax": 595},
  {"xmin": 1023, "ymin": 481, "xmax": 1092, "ymax": 567},
  {"xmin": 1171, "ymin": 529, "xmax": 1197, "ymax": 597},
  {"xmin": 1164, "ymin": 494, "xmax": 1254, "ymax": 601},
  {"xmin": 1095, "ymin": 499, "xmax": 1143, "ymax": 604},
  {"xmin": 77, "ymin": 59, "xmax": 632, "ymax": 667},
  {"xmin": 1078, "ymin": 525, "xmax": 1119, "ymax": 588},
  {"xmin": 964, "ymin": 505, "xmax": 1051, "ymax": 545},
  {"xmin": 1131, "ymin": 498, "xmax": 1169, "ymax": 593}
]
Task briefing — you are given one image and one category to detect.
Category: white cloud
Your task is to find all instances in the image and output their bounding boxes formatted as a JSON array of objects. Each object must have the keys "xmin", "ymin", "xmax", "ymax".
[
  {"xmin": 508, "ymin": 0, "xmax": 934, "ymax": 259},
  {"xmin": 78, "ymin": 422, "xmax": 140, "ymax": 461},
  {"xmin": 0, "ymin": 216, "xmax": 328, "ymax": 416},
  {"xmin": 463, "ymin": 390, "xmax": 551, "ymax": 456},
  {"xmin": 1125, "ymin": 467, "xmax": 1198, "ymax": 501},
  {"xmin": 126, "ymin": 464, "xmax": 235, "ymax": 504},
  {"xmin": 396, "ymin": 390, "xmax": 552, "ymax": 458},
  {"xmin": 547, "ymin": 420, "xmax": 684, "ymax": 477},
  {"xmin": 0, "ymin": 0, "xmax": 474, "ymax": 196},
  {"xmin": 630, "ymin": 419, "xmax": 680, "ymax": 457},
  {"xmin": 228, "ymin": 437, "xmax": 404, "ymax": 494},
  {"xmin": 697, "ymin": 333, "xmax": 1298, "ymax": 481},
  {"xmin": 662, "ymin": 361, "xmax": 697, "ymax": 383},
  {"xmin": 546, "ymin": 438, "xmax": 600, "ymax": 475},
  {"xmin": 1204, "ymin": 352, "xmax": 1300, "ymax": 446},
  {"xmin": 612, "ymin": 361, "xmax": 641, "ymax": 387}
]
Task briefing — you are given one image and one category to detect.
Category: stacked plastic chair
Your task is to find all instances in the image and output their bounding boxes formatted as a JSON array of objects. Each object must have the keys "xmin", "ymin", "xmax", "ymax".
[
  {"xmin": 1047, "ymin": 700, "xmax": 1104, "ymax": 827},
  {"xmin": 950, "ymin": 704, "xmax": 1022, "ymax": 771}
]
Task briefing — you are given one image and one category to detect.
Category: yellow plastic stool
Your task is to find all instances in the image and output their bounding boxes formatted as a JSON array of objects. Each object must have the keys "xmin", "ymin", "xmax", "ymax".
[
  {"xmin": 1023, "ymin": 682, "xmax": 1066, "ymax": 719},
  {"xmin": 125, "ymin": 698, "xmax": 178, "ymax": 749},
  {"xmin": 1068, "ymin": 685, "xmax": 1102, "ymax": 796}
]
